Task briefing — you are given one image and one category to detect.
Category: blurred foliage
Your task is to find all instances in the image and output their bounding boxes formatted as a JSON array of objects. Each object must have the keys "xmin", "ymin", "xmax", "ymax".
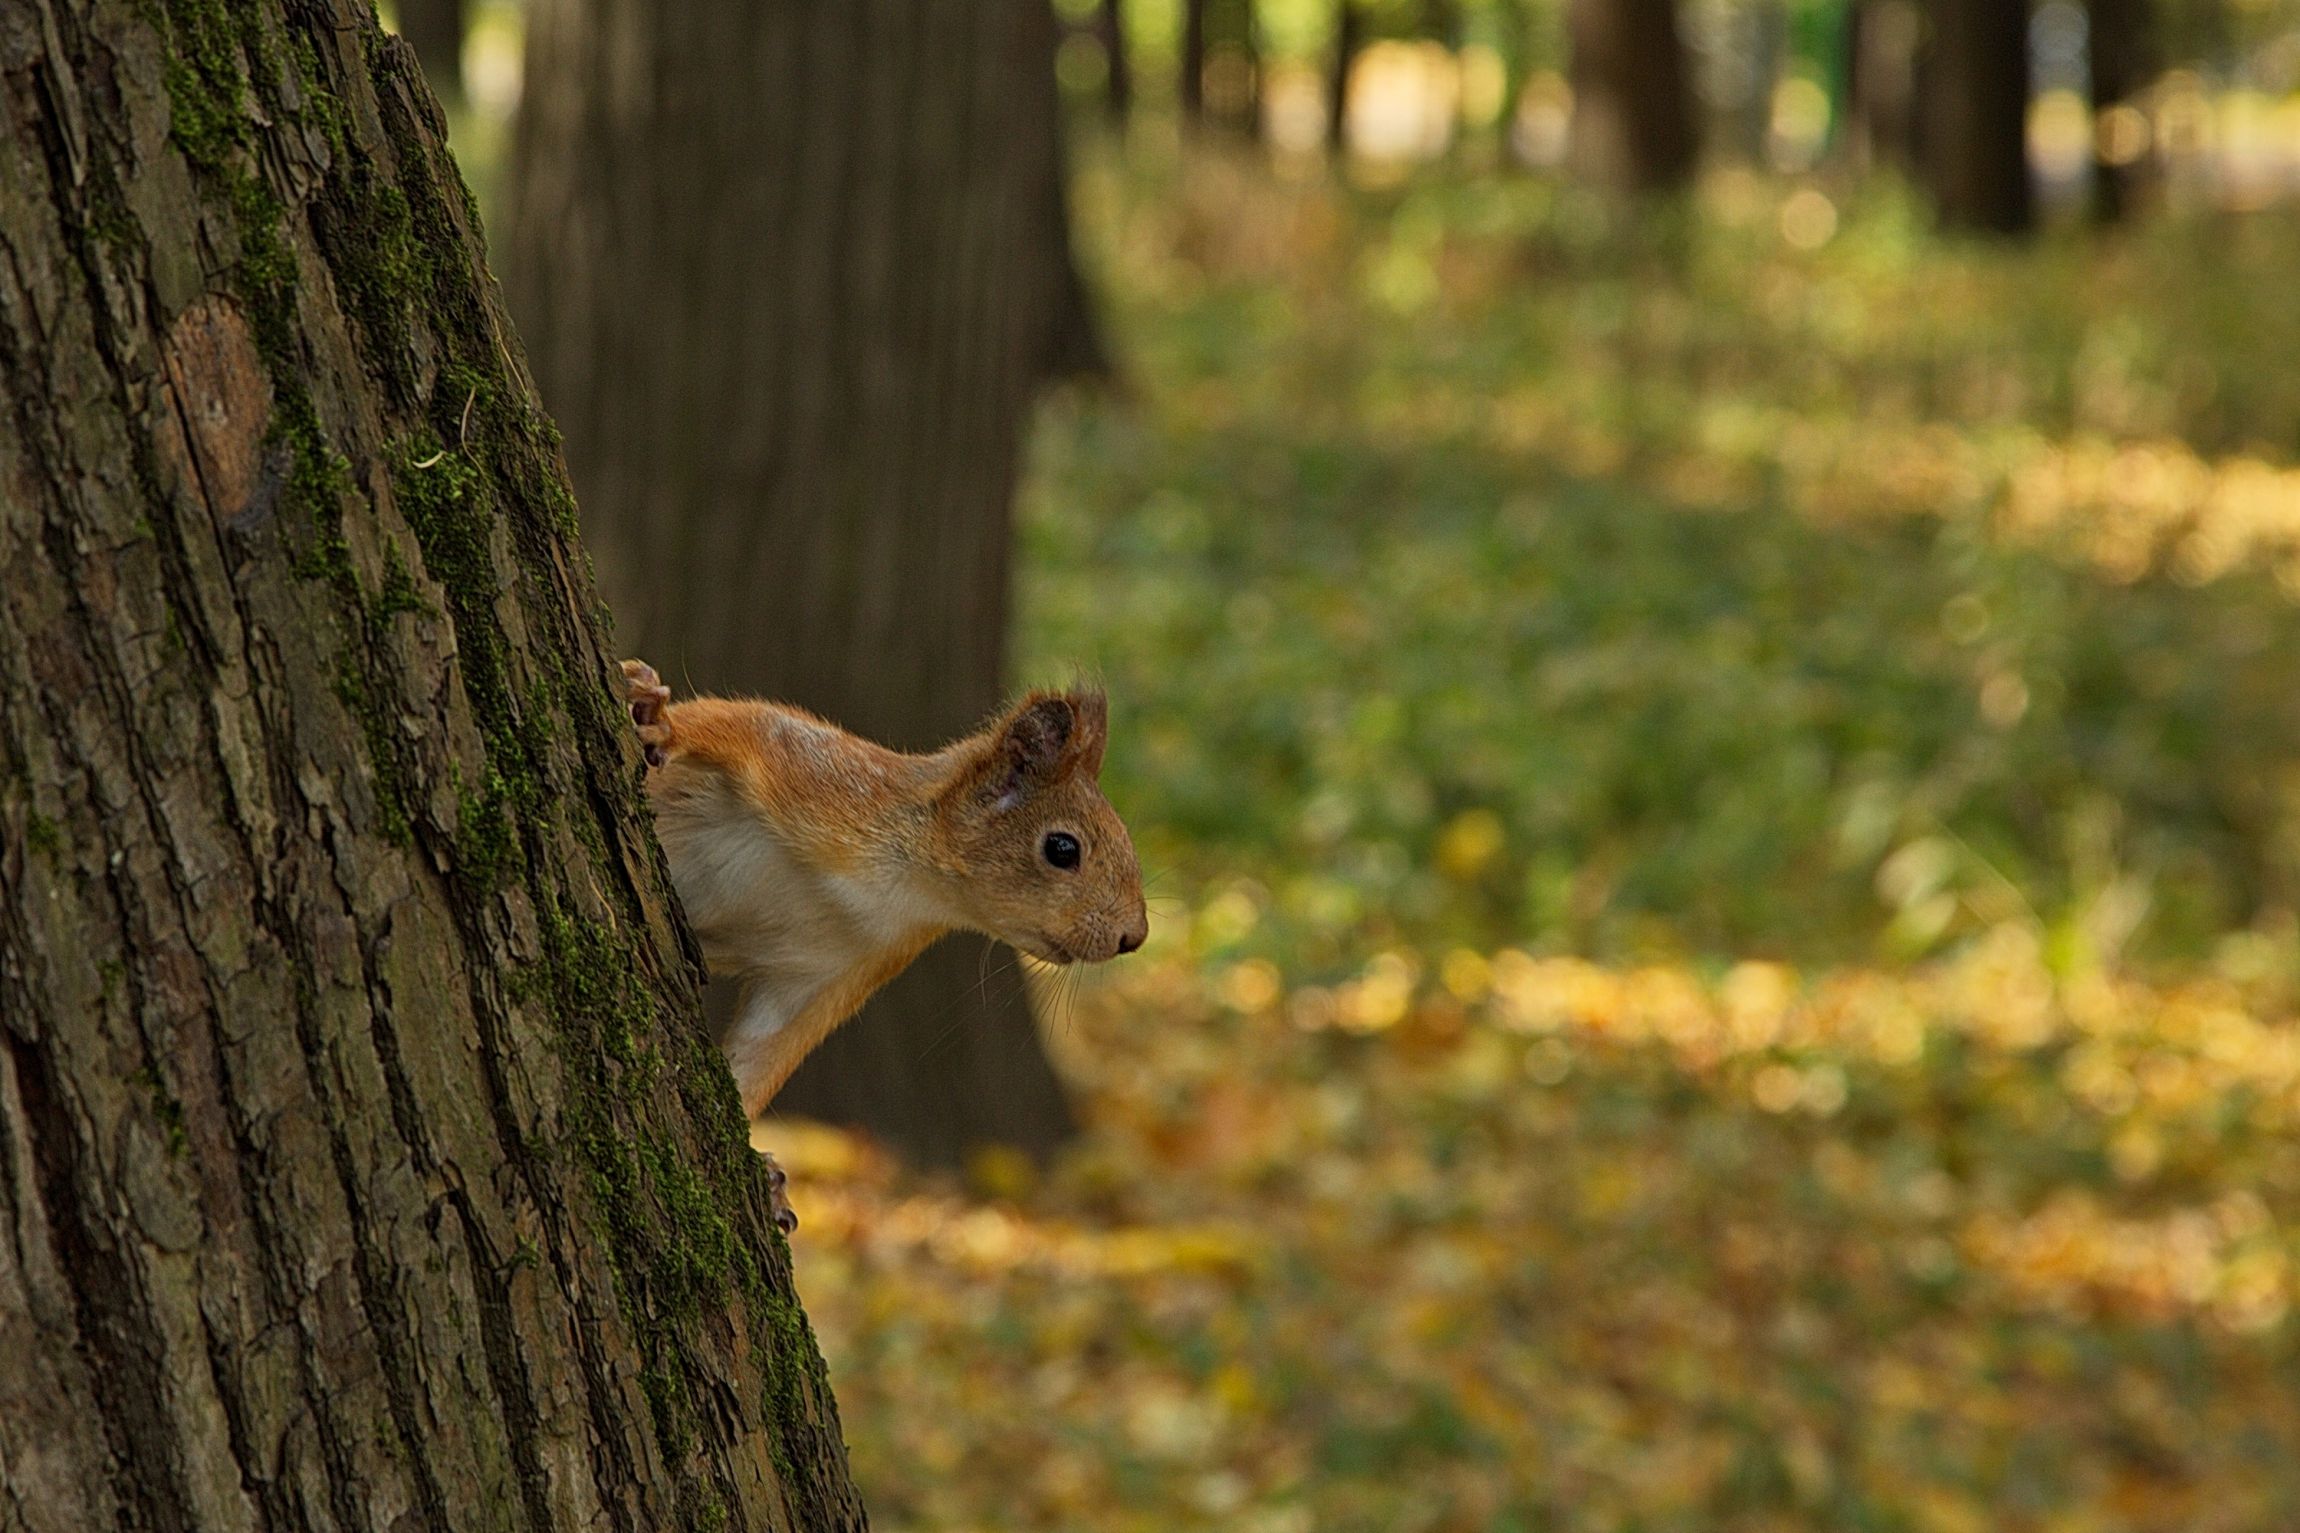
[
  {"xmin": 789, "ymin": 933, "xmax": 2300, "ymax": 1533},
  {"xmin": 774, "ymin": 152, "xmax": 2300, "ymax": 1531},
  {"xmin": 1019, "ymin": 156, "xmax": 2300, "ymax": 970}
]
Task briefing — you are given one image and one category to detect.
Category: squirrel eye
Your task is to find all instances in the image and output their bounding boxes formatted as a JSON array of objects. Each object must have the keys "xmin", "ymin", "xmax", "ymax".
[{"xmin": 1042, "ymin": 831, "xmax": 1082, "ymax": 870}]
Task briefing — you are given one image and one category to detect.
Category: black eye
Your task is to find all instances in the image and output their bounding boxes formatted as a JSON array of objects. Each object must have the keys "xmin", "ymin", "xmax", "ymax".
[{"xmin": 1042, "ymin": 831, "xmax": 1081, "ymax": 870}]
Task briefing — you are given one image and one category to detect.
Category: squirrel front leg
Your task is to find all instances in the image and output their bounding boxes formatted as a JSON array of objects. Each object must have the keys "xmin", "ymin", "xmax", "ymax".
[
  {"xmin": 619, "ymin": 659, "xmax": 674, "ymax": 768},
  {"xmin": 617, "ymin": 657, "xmax": 799, "ymax": 1233}
]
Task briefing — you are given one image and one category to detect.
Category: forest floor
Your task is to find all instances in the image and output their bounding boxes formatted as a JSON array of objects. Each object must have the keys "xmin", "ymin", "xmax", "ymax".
[{"xmin": 773, "ymin": 148, "xmax": 2300, "ymax": 1533}]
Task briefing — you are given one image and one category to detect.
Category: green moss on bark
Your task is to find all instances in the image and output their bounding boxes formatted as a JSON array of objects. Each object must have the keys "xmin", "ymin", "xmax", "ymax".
[{"xmin": 143, "ymin": 0, "xmax": 857, "ymax": 1520}]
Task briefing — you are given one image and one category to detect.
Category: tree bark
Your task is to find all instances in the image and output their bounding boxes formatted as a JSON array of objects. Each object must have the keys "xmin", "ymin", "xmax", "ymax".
[
  {"xmin": 1567, "ymin": 0, "xmax": 1701, "ymax": 193},
  {"xmin": 2086, "ymin": 0, "xmax": 2155, "ymax": 223},
  {"xmin": 392, "ymin": 0, "xmax": 467, "ymax": 105},
  {"xmin": 502, "ymin": 0, "xmax": 1082, "ymax": 1170},
  {"xmin": 1922, "ymin": 0, "xmax": 2034, "ymax": 233},
  {"xmin": 0, "ymin": 2, "xmax": 864, "ymax": 1528}
]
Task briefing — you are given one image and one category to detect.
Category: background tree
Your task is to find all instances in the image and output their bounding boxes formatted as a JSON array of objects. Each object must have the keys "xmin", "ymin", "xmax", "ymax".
[
  {"xmin": 1329, "ymin": 0, "xmax": 1366, "ymax": 154},
  {"xmin": 1181, "ymin": 0, "xmax": 1264, "ymax": 137},
  {"xmin": 1096, "ymin": 0, "xmax": 1134, "ymax": 122},
  {"xmin": 1568, "ymin": 0, "xmax": 1701, "ymax": 193},
  {"xmin": 393, "ymin": 0, "xmax": 468, "ymax": 105},
  {"xmin": 0, "ymin": 0, "xmax": 861, "ymax": 1526},
  {"xmin": 2087, "ymin": 0, "xmax": 2158, "ymax": 222},
  {"xmin": 503, "ymin": 0, "xmax": 1089, "ymax": 1169},
  {"xmin": 1842, "ymin": 0, "xmax": 1926, "ymax": 174},
  {"xmin": 1183, "ymin": 0, "xmax": 1210, "ymax": 121},
  {"xmin": 1922, "ymin": 0, "xmax": 2034, "ymax": 232}
]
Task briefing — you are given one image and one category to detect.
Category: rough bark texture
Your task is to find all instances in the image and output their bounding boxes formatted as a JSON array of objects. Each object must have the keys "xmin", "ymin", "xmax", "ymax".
[
  {"xmin": 391, "ymin": 0, "xmax": 466, "ymax": 106},
  {"xmin": 1922, "ymin": 0, "xmax": 2034, "ymax": 233},
  {"xmin": 502, "ymin": 0, "xmax": 1081, "ymax": 1170},
  {"xmin": 0, "ymin": 2, "xmax": 865, "ymax": 1529},
  {"xmin": 1567, "ymin": 0, "xmax": 1700, "ymax": 193}
]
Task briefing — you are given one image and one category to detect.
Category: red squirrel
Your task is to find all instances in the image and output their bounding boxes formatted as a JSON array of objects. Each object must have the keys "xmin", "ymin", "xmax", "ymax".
[{"xmin": 619, "ymin": 660, "xmax": 1147, "ymax": 1220}]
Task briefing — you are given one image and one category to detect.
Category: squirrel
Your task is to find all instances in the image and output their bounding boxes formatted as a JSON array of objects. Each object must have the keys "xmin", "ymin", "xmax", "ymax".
[{"xmin": 618, "ymin": 660, "xmax": 1148, "ymax": 1225}]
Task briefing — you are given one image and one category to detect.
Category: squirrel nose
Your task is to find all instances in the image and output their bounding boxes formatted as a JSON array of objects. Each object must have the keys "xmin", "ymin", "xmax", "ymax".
[{"xmin": 1117, "ymin": 925, "xmax": 1145, "ymax": 955}]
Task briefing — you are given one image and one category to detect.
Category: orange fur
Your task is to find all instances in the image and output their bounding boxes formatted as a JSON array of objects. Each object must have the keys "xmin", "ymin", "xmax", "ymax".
[{"xmin": 620, "ymin": 661, "xmax": 1147, "ymax": 1117}]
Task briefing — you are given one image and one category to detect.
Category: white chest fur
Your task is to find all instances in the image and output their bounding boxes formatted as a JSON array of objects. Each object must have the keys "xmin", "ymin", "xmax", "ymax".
[{"xmin": 650, "ymin": 775, "xmax": 949, "ymax": 1048}]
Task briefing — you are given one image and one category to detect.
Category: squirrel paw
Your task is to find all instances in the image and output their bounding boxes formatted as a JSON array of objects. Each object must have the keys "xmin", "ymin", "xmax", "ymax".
[
  {"xmin": 761, "ymin": 1150, "xmax": 798, "ymax": 1234},
  {"xmin": 618, "ymin": 658, "xmax": 673, "ymax": 769}
]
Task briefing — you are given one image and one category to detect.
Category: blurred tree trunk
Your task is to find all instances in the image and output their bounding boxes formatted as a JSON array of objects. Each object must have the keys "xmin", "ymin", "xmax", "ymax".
[
  {"xmin": 1182, "ymin": 0, "xmax": 1262, "ymax": 137},
  {"xmin": 1492, "ymin": 0, "xmax": 1532, "ymax": 162},
  {"xmin": 1567, "ymin": 0, "xmax": 1700, "ymax": 192},
  {"xmin": 1211, "ymin": 0, "xmax": 1264, "ymax": 137},
  {"xmin": 504, "ymin": 0, "xmax": 1086, "ymax": 1169},
  {"xmin": 1098, "ymin": 0, "xmax": 1133, "ymax": 121},
  {"xmin": 1041, "ymin": 104, "xmax": 1115, "ymax": 383},
  {"xmin": 2086, "ymin": 0, "xmax": 2156, "ymax": 222},
  {"xmin": 1423, "ymin": 0, "xmax": 1464, "ymax": 49},
  {"xmin": 0, "ymin": 2, "xmax": 861, "ymax": 1529},
  {"xmin": 393, "ymin": 0, "xmax": 467, "ymax": 104},
  {"xmin": 1329, "ymin": 0, "xmax": 1365, "ymax": 152},
  {"xmin": 1182, "ymin": 0, "xmax": 1209, "ymax": 121},
  {"xmin": 1740, "ymin": 0, "xmax": 1788, "ymax": 162},
  {"xmin": 1922, "ymin": 0, "xmax": 2033, "ymax": 232},
  {"xmin": 1843, "ymin": 0, "xmax": 1925, "ymax": 172}
]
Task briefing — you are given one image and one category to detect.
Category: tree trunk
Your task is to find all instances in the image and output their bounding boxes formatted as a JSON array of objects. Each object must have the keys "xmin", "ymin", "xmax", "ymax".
[
  {"xmin": 1843, "ymin": 0, "xmax": 1926, "ymax": 173},
  {"xmin": 1098, "ymin": 0, "xmax": 1132, "ymax": 122},
  {"xmin": 1211, "ymin": 0, "xmax": 1264, "ymax": 138},
  {"xmin": 2086, "ymin": 0, "xmax": 2155, "ymax": 223},
  {"xmin": 0, "ymin": 1, "xmax": 863, "ymax": 1529},
  {"xmin": 1040, "ymin": 93, "xmax": 1115, "ymax": 384},
  {"xmin": 503, "ymin": 0, "xmax": 1082, "ymax": 1170},
  {"xmin": 1739, "ymin": 0, "xmax": 1788, "ymax": 163},
  {"xmin": 1328, "ymin": 0, "xmax": 1364, "ymax": 154},
  {"xmin": 1567, "ymin": 0, "xmax": 1701, "ymax": 193},
  {"xmin": 1422, "ymin": 0, "xmax": 1463, "ymax": 50},
  {"xmin": 392, "ymin": 0, "xmax": 467, "ymax": 105},
  {"xmin": 1922, "ymin": 0, "xmax": 2034, "ymax": 233},
  {"xmin": 1491, "ymin": 0, "xmax": 1532, "ymax": 161},
  {"xmin": 1181, "ymin": 0, "xmax": 1209, "ymax": 122}
]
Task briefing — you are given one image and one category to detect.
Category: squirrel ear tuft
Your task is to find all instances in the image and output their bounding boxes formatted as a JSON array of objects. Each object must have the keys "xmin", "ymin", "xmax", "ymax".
[
  {"xmin": 984, "ymin": 694, "xmax": 1075, "ymax": 808},
  {"xmin": 1064, "ymin": 688, "xmax": 1108, "ymax": 780}
]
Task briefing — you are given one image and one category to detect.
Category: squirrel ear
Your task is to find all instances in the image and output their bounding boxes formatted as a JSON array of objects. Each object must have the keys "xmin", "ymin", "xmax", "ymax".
[
  {"xmin": 1064, "ymin": 688, "xmax": 1108, "ymax": 781},
  {"xmin": 984, "ymin": 694, "xmax": 1075, "ymax": 809}
]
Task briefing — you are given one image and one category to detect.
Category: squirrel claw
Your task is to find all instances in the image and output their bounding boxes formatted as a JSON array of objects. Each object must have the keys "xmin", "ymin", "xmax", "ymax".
[
  {"xmin": 761, "ymin": 1151, "xmax": 798, "ymax": 1234},
  {"xmin": 619, "ymin": 659, "xmax": 674, "ymax": 768}
]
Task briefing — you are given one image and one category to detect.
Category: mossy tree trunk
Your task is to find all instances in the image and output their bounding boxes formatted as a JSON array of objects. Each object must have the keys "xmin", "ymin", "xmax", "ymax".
[
  {"xmin": 503, "ymin": 0, "xmax": 1083, "ymax": 1171},
  {"xmin": 0, "ymin": 2, "xmax": 864, "ymax": 1528}
]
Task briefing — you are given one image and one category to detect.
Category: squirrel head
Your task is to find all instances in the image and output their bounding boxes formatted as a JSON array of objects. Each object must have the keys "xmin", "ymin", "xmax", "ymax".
[{"xmin": 931, "ymin": 688, "xmax": 1148, "ymax": 965}]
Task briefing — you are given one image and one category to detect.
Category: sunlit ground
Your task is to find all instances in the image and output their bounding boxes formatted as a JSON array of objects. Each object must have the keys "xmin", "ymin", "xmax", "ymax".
[{"xmin": 772, "ymin": 154, "xmax": 2300, "ymax": 1531}]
